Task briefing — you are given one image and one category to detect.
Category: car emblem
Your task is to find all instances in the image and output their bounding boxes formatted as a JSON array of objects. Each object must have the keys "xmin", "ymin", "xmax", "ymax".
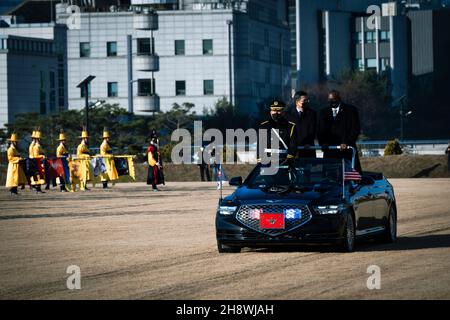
[{"xmin": 268, "ymin": 219, "xmax": 277, "ymax": 225}]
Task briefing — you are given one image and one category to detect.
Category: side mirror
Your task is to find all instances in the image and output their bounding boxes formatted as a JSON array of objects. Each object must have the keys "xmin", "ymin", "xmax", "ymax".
[
  {"xmin": 229, "ymin": 176, "xmax": 243, "ymax": 186},
  {"xmin": 359, "ymin": 176, "xmax": 375, "ymax": 186}
]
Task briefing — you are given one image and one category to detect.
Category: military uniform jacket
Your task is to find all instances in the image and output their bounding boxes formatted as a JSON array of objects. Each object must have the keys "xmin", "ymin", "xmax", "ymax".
[{"xmin": 258, "ymin": 117, "xmax": 297, "ymax": 159}]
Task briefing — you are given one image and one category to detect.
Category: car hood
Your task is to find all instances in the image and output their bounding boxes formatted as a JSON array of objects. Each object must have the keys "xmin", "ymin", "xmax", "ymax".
[{"xmin": 223, "ymin": 185, "xmax": 343, "ymax": 206}]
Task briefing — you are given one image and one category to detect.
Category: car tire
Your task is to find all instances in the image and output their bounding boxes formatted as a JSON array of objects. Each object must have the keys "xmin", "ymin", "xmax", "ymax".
[
  {"xmin": 380, "ymin": 206, "xmax": 397, "ymax": 243},
  {"xmin": 340, "ymin": 213, "xmax": 356, "ymax": 253},
  {"xmin": 217, "ymin": 242, "xmax": 241, "ymax": 253}
]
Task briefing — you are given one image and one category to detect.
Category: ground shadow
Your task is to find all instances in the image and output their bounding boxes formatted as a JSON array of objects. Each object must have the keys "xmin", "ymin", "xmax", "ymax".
[
  {"xmin": 412, "ymin": 164, "xmax": 441, "ymax": 178},
  {"xmin": 248, "ymin": 234, "xmax": 450, "ymax": 253}
]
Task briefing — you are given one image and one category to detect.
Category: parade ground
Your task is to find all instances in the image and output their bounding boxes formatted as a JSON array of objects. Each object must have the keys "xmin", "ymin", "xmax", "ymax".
[{"xmin": 1, "ymin": 179, "xmax": 450, "ymax": 300}]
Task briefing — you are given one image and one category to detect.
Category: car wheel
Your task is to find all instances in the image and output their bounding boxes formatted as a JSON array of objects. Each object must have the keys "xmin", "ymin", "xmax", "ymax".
[
  {"xmin": 217, "ymin": 242, "xmax": 241, "ymax": 253},
  {"xmin": 380, "ymin": 206, "xmax": 397, "ymax": 243},
  {"xmin": 340, "ymin": 213, "xmax": 355, "ymax": 252}
]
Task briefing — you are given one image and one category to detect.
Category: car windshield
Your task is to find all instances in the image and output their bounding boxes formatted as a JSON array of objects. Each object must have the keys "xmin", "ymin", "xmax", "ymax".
[{"xmin": 247, "ymin": 158, "xmax": 344, "ymax": 189}]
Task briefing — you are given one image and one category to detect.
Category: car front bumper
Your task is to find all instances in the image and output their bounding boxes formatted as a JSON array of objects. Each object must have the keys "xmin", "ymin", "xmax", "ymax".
[{"xmin": 216, "ymin": 212, "xmax": 349, "ymax": 247}]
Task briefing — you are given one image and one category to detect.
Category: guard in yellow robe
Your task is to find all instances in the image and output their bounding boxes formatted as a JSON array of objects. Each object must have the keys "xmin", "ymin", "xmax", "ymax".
[
  {"xmin": 31, "ymin": 130, "xmax": 46, "ymax": 193},
  {"xmin": 29, "ymin": 130, "xmax": 36, "ymax": 158},
  {"xmin": 76, "ymin": 129, "xmax": 92, "ymax": 191},
  {"xmin": 99, "ymin": 128, "xmax": 119, "ymax": 189},
  {"xmin": 56, "ymin": 130, "xmax": 70, "ymax": 192},
  {"xmin": 6, "ymin": 133, "xmax": 27, "ymax": 195}
]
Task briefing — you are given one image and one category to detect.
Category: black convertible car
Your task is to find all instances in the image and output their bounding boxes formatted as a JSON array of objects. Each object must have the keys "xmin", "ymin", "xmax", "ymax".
[{"xmin": 216, "ymin": 148, "xmax": 397, "ymax": 253}]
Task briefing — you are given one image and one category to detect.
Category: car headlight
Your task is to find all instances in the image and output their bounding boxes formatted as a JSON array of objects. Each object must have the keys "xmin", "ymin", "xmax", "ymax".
[
  {"xmin": 218, "ymin": 206, "xmax": 237, "ymax": 215},
  {"xmin": 314, "ymin": 205, "xmax": 344, "ymax": 215}
]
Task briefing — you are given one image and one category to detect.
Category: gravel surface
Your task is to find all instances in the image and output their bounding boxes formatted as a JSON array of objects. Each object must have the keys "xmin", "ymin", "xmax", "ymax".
[{"xmin": 0, "ymin": 179, "xmax": 449, "ymax": 299}]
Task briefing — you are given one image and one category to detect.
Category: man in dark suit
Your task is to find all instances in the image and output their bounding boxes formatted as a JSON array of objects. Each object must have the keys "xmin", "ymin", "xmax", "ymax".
[
  {"xmin": 318, "ymin": 90, "xmax": 362, "ymax": 173},
  {"xmin": 286, "ymin": 91, "xmax": 317, "ymax": 158}
]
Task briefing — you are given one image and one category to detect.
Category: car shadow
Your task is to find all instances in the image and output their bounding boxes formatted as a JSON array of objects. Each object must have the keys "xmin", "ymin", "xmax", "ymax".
[
  {"xmin": 357, "ymin": 233, "xmax": 450, "ymax": 252},
  {"xmin": 247, "ymin": 234, "xmax": 450, "ymax": 253},
  {"xmin": 412, "ymin": 163, "xmax": 441, "ymax": 178}
]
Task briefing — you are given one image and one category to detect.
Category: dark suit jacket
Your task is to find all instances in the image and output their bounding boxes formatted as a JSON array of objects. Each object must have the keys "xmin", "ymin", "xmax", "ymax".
[
  {"xmin": 318, "ymin": 103, "xmax": 361, "ymax": 147},
  {"xmin": 285, "ymin": 107, "xmax": 317, "ymax": 157}
]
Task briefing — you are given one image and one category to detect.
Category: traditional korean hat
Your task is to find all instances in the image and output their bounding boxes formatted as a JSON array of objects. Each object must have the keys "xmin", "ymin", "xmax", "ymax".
[
  {"xmin": 79, "ymin": 126, "xmax": 89, "ymax": 138},
  {"xmin": 57, "ymin": 129, "xmax": 66, "ymax": 141},
  {"xmin": 35, "ymin": 128, "xmax": 42, "ymax": 140},
  {"xmin": 102, "ymin": 127, "xmax": 110, "ymax": 139},
  {"xmin": 269, "ymin": 100, "xmax": 286, "ymax": 111},
  {"xmin": 7, "ymin": 133, "xmax": 19, "ymax": 142}
]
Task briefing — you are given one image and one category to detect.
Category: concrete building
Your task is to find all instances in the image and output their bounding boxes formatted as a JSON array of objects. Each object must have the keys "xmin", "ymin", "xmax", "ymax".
[
  {"xmin": 0, "ymin": 23, "xmax": 67, "ymax": 127},
  {"xmin": 56, "ymin": 0, "xmax": 290, "ymax": 115}
]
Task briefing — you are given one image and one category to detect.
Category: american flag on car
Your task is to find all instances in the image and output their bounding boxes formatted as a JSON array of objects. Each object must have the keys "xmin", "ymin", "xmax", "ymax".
[{"xmin": 344, "ymin": 161, "xmax": 362, "ymax": 181}]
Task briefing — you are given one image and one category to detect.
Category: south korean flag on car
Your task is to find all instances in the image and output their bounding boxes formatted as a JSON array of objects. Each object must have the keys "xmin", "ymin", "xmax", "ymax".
[{"xmin": 284, "ymin": 208, "xmax": 302, "ymax": 220}]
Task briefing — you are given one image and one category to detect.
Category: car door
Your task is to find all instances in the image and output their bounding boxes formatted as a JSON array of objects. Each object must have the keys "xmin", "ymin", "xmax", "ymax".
[
  {"xmin": 369, "ymin": 180, "xmax": 390, "ymax": 227},
  {"xmin": 352, "ymin": 184, "xmax": 377, "ymax": 232}
]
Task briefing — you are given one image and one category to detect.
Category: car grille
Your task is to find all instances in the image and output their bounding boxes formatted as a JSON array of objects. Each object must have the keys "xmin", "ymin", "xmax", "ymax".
[{"xmin": 236, "ymin": 204, "xmax": 312, "ymax": 236}]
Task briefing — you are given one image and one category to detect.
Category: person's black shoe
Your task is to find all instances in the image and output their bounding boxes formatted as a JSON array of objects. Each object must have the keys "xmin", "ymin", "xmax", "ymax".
[
  {"xmin": 35, "ymin": 186, "xmax": 45, "ymax": 194},
  {"xmin": 20, "ymin": 185, "xmax": 25, "ymax": 190},
  {"xmin": 45, "ymin": 185, "xmax": 50, "ymax": 190},
  {"xmin": 102, "ymin": 182, "xmax": 108, "ymax": 189},
  {"xmin": 10, "ymin": 188, "xmax": 18, "ymax": 195},
  {"xmin": 60, "ymin": 186, "xmax": 68, "ymax": 192}
]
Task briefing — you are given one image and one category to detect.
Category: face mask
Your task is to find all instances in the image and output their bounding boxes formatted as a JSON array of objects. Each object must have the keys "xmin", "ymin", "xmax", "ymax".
[
  {"xmin": 329, "ymin": 101, "xmax": 339, "ymax": 108},
  {"xmin": 271, "ymin": 113, "xmax": 282, "ymax": 122}
]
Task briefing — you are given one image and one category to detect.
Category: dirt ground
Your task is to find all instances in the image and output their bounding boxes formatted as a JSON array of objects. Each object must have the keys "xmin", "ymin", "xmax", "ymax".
[{"xmin": 0, "ymin": 179, "xmax": 449, "ymax": 300}]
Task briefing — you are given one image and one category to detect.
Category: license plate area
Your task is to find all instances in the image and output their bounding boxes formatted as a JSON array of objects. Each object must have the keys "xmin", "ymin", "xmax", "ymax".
[{"xmin": 260, "ymin": 213, "xmax": 285, "ymax": 229}]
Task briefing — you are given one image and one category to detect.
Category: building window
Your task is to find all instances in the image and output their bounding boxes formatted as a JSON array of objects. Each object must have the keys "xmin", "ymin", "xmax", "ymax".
[
  {"xmin": 107, "ymin": 42, "xmax": 117, "ymax": 57},
  {"xmin": 203, "ymin": 39, "xmax": 213, "ymax": 55},
  {"xmin": 108, "ymin": 82, "xmax": 118, "ymax": 97},
  {"xmin": 80, "ymin": 42, "xmax": 90, "ymax": 57},
  {"xmin": 380, "ymin": 31, "xmax": 390, "ymax": 42},
  {"xmin": 365, "ymin": 31, "xmax": 376, "ymax": 44},
  {"xmin": 203, "ymin": 80, "xmax": 214, "ymax": 95},
  {"xmin": 175, "ymin": 40, "xmax": 185, "ymax": 56},
  {"xmin": 354, "ymin": 59, "xmax": 364, "ymax": 71},
  {"xmin": 138, "ymin": 79, "xmax": 155, "ymax": 96},
  {"xmin": 380, "ymin": 58, "xmax": 391, "ymax": 71},
  {"xmin": 80, "ymin": 83, "xmax": 91, "ymax": 98},
  {"xmin": 137, "ymin": 38, "xmax": 150, "ymax": 55},
  {"xmin": 366, "ymin": 58, "xmax": 377, "ymax": 70},
  {"xmin": 353, "ymin": 32, "xmax": 362, "ymax": 44},
  {"xmin": 175, "ymin": 81, "xmax": 186, "ymax": 96}
]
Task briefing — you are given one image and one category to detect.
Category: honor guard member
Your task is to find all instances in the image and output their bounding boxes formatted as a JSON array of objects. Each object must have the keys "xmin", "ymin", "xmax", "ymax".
[
  {"xmin": 76, "ymin": 128, "xmax": 92, "ymax": 191},
  {"xmin": 5, "ymin": 133, "xmax": 27, "ymax": 195},
  {"xmin": 99, "ymin": 128, "xmax": 119, "ymax": 189},
  {"xmin": 29, "ymin": 130, "xmax": 36, "ymax": 158},
  {"xmin": 31, "ymin": 129, "xmax": 46, "ymax": 193},
  {"xmin": 56, "ymin": 129, "xmax": 69, "ymax": 192},
  {"xmin": 258, "ymin": 100, "xmax": 297, "ymax": 163}
]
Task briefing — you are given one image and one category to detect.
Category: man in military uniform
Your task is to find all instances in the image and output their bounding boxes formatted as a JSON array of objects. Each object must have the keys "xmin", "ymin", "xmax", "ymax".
[
  {"xmin": 76, "ymin": 129, "xmax": 91, "ymax": 191},
  {"xmin": 100, "ymin": 128, "xmax": 119, "ymax": 189},
  {"xmin": 258, "ymin": 100, "xmax": 297, "ymax": 164},
  {"xmin": 56, "ymin": 129, "xmax": 69, "ymax": 192}
]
